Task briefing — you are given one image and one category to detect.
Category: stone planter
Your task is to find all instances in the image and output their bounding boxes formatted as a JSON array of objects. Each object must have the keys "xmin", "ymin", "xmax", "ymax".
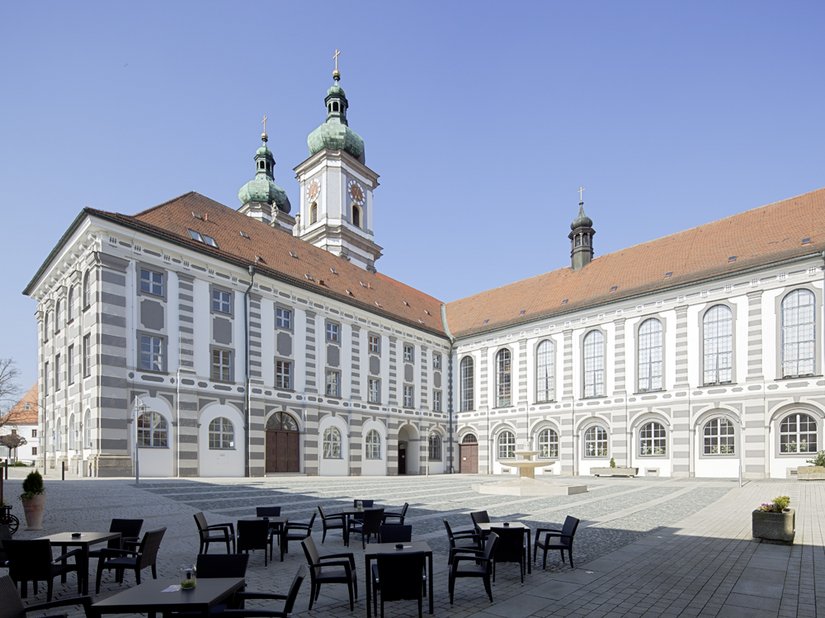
[
  {"xmin": 797, "ymin": 465, "xmax": 825, "ymax": 480},
  {"xmin": 591, "ymin": 467, "xmax": 638, "ymax": 477},
  {"xmin": 752, "ymin": 508, "xmax": 795, "ymax": 544},
  {"xmin": 21, "ymin": 494, "xmax": 46, "ymax": 530}
]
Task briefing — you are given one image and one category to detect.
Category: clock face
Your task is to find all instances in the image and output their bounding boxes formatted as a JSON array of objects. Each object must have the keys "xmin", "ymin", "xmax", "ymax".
[
  {"xmin": 306, "ymin": 178, "xmax": 321, "ymax": 202},
  {"xmin": 348, "ymin": 179, "xmax": 365, "ymax": 206}
]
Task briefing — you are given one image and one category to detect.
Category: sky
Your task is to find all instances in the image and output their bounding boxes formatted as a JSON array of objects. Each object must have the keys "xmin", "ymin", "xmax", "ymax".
[{"xmin": 1, "ymin": 1, "xmax": 824, "ymax": 395}]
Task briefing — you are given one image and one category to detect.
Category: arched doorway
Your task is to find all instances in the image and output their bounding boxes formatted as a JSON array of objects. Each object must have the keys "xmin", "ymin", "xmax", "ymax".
[
  {"xmin": 459, "ymin": 433, "xmax": 478, "ymax": 473},
  {"xmin": 265, "ymin": 412, "xmax": 300, "ymax": 473},
  {"xmin": 397, "ymin": 424, "xmax": 420, "ymax": 475}
]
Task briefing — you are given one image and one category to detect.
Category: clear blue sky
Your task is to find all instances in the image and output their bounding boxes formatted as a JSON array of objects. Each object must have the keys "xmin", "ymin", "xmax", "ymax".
[{"xmin": 1, "ymin": 1, "xmax": 824, "ymax": 396}]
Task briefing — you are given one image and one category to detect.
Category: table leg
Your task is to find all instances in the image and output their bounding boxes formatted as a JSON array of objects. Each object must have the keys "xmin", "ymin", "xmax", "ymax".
[
  {"xmin": 427, "ymin": 552, "xmax": 433, "ymax": 614},
  {"xmin": 527, "ymin": 530, "xmax": 532, "ymax": 574},
  {"xmin": 79, "ymin": 546, "xmax": 90, "ymax": 595}
]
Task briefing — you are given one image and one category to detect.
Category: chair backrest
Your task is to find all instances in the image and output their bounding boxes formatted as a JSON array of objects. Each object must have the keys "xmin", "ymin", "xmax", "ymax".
[
  {"xmin": 282, "ymin": 565, "xmax": 307, "ymax": 614},
  {"xmin": 376, "ymin": 552, "xmax": 426, "ymax": 602},
  {"xmin": 193, "ymin": 512, "xmax": 208, "ymax": 534},
  {"xmin": 137, "ymin": 528, "xmax": 167, "ymax": 568},
  {"xmin": 481, "ymin": 532, "xmax": 499, "ymax": 567},
  {"xmin": 398, "ymin": 502, "xmax": 410, "ymax": 517},
  {"xmin": 196, "ymin": 553, "xmax": 249, "ymax": 578},
  {"xmin": 4, "ymin": 539, "xmax": 54, "ymax": 580},
  {"xmin": 237, "ymin": 519, "xmax": 269, "ymax": 550},
  {"xmin": 379, "ymin": 524, "xmax": 412, "ymax": 543},
  {"xmin": 256, "ymin": 506, "xmax": 281, "ymax": 518},
  {"xmin": 0, "ymin": 574, "xmax": 25, "ymax": 618},
  {"xmin": 561, "ymin": 515, "xmax": 581, "ymax": 545},
  {"xmin": 363, "ymin": 508, "xmax": 385, "ymax": 534},
  {"xmin": 470, "ymin": 511, "xmax": 490, "ymax": 526},
  {"xmin": 109, "ymin": 518, "xmax": 144, "ymax": 549},
  {"xmin": 317, "ymin": 505, "xmax": 331, "ymax": 520},
  {"xmin": 354, "ymin": 499, "xmax": 374, "ymax": 509},
  {"xmin": 301, "ymin": 536, "xmax": 321, "ymax": 566},
  {"xmin": 490, "ymin": 526, "xmax": 526, "ymax": 562}
]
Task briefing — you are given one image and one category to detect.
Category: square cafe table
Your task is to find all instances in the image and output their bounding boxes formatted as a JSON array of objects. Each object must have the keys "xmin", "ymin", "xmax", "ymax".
[
  {"xmin": 91, "ymin": 577, "xmax": 245, "ymax": 617},
  {"xmin": 475, "ymin": 521, "xmax": 532, "ymax": 574},
  {"xmin": 364, "ymin": 541, "xmax": 433, "ymax": 617},
  {"xmin": 37, "ymin": 531, "xmax": 121, "ymax": 595}
]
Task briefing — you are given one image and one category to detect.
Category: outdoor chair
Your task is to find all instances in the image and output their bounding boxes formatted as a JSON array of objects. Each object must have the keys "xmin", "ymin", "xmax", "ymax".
[
  {"xmin": 220, "ymin": 566, "xmax": 306, "ymax": 618},
  {"xmin": 95, "ymin": 527, "xmax": 166, "ymax": 594},
  {"xmin": 0, "ymin": 574, "xmax": 93, "ymax": 618},
  {"xmin": 317, "ymin": 505, "xmax": 346, "ymax": 544},
  {"xmin": 372, "ymin": 551, "xmax": 427, "ymax": 617},
  {"xmin": 534, "ymin": 515, "xmax": 580, "ymax": 569},
  {"xmin": 382, "ymin": 502, "xmax": 409, "ymax": 525},
  {"xmin": 443, "ymin": 519, "xmax": 481, "ymax": 562},
  {"xmin": 283, "ymin": 513, "xmax": 316, "ymax": 559},
  {"xmin": 448, "ymin": 532, "xmax": 499, "ymax": 605},
  {"xmin": 256, "ymin": 506, "xmax": 283, "ymax": 558},
  {"xmin": 301, "ymin": 536, "xmax": 358, "ymax": 611},
  {"xmin": 470, "ymin": 510, "xmax": 491, "ymax": 540},
  {"xmin": 194, "ymin": 512, "xmax": 236, "ymax": 554},
  {"xmin": 237, "ymin": 519, "xmax": 271, "ymax": 566},
  {"xmin": 88, "ymin": 518, "xmax": 144, "ymax": 562},
  {"xmin": 4, "ymin": 539, "xmax": 81, "ymax": 600},
  {"xmin": 349, "ymin": 508, "xmax": 384, "ymax": 549},
  {"xmin": 256, "ymin": 506, "xmax": 282, "ymax": 518},
  {"xmin": 491, "ymin": 525, "xmax": 528, "ymax": 583},
  {"xmin": 161, "ymin": 554, "xmax": 250, "ymax": 617},
  {"xmin": 378, "ymin": 524, "xmax": 412, "ymax": 543}
]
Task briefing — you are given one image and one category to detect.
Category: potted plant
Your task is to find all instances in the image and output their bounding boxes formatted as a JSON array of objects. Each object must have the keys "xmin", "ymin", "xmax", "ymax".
[
  {"xmin": 797, "ymin": 451, "xmax": 825, "ymax": 480},
  {"xmin": 752, "ymin": 495, "xmax": 794, "ymax": 543},
  {"xmin": 20, "ymin": 469, "xmax": 45, "ymax": 530},
  {"xmin": 592, "ymin": 457, "xmax": 639, "ymax": 477}
]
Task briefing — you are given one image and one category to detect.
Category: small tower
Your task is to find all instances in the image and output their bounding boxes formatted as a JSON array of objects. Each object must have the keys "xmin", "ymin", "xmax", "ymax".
[
  {"xmin": 569, "ymin": 187, "xmax": 595, "ymax": 270},
  {"xmin": 238, "ymin": 120, "xmax": 295, "ymax": 232},
  {"xmin": 294, "ymin": 52, "xmax": 382, "ymax": 272}
]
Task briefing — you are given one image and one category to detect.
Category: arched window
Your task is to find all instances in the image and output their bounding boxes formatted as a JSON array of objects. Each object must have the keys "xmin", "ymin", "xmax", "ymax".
[
  {"xmin": 703, "ymin": 417, "xmax": 735, "ymax": 455},
  {"xmin": 584, "ymin": 425, "xmax": 608, "ymax": 457},
  {"xmin": 536, "ymin": 340, "xmax": 555, "ymax": 402},
  {"xmin": 537, "ymin": 428, "xmax": 559, "ymax": 459},
  {"xmin": 68, "ymin": 414, "xmax": 77, "ymax": 450},
  {"xmin": 323, "ymin": 427, "xmax": 342, "ymax": 459},
  {"xmin": 583, "ymin": 330, "xmax": 605, "ymax": 397},
  {"xmin": 84, "ymin": 409, "xmax": 92, "ymax": 449},
  {"xmin": 82, "ymin": 270, "xmax": 91, "ymax": 309},
  {"xmin": 779, "ymin": 412, "xmax": 817, "ymax": 454},
  {"xmin": 365, "ymin": 429, "xmax": 381, "ymax": 460},
  {"xmin": 497, "ymin": 430, "xmax": 515, "ymax": 459},
  {"xmin": 67, "ymin": 287, "xmax": 75, "ymax": 323},
  {"xmin": 637, "ymin": 319, "xmax": 663, "ymax": 392},
  {"xmin": 208, "ymin": 417, "xmax": 235, "ymax": 449},
  {"xmin": 309, "ymin": 202, "xmax": 318, "ymax": 225},
  {"xmin": 460, "ymin": 357, "xmax": 474, "ymax": 412},
  {"xmin": 496, "ymin": 348, "xmax": 512, "ymax": 407},
  {"xmin": 266, "ymin": 411, "xmax": 298, "ymax": 431},
  {"xmin": 352, "ymin": 205, "xmax": 361, "ymax": 228},
  {"xmin": 55, "ymin": 418, "xmax": 63, "ymax": 451},
  {"xmin": 461, "ymin": 433, "xmax": 477, "ymax": 444},
  {"xmin": 703, "ymin": 305, "xmax": 733, "ymax": 385},
  {"xmin": 639, "ymin": 421, "xmax": 667, "ymax": 456},
  {"xmin": 781, "ymin": 289, "xmax": 816, "ymax": 377},
  {"xmin": 137, "ymin": 411, "xmax": 168, "ymax": 448},
  {"xmin": 428, "ymin": 433, "xmax": 442, "ymax": 461}
]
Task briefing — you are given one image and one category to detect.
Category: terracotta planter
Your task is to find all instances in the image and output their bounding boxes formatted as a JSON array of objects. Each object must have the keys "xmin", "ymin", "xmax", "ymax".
[
  {"xmin": 21, "ymin": 493, "xmax": 46, "ymax": 530},
  {"xmin": 752, "ymin": 508, "xmax": 794, "ymax": 544}
]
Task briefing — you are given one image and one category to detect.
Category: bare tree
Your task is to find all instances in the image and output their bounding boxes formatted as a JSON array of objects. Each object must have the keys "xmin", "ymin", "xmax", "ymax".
[{"xmin": 0, "ymin": 358, "xmax": 21, "ymax": 428}]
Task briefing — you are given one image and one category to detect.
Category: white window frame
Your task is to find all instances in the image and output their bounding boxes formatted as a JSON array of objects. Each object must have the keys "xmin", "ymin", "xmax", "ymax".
[
  {"xmin": 584, "ymin": 425, "xmax": 608, "ymax": 458},
  {"xmin": 323, "ymin": 427, "xmax": 342, "ymax": 459},
  {"xmin": 639, "ymin": 421, "xmax": 667, "ymax": 456},
  {"xmin": 365, "ymin": 429, "xmax": 382, "ymax": 460},
  {"xmin": 211, "ymin": 348, "xmax": 233, "ymax": 382},
  {"xmin": 497, "ymin": 430, "xmax": 516, "ymax": 459},
  {"xmin": 702, "ymin": 417, "xmax": 736, "ymax": 456},
  {"xmin": 325, "ymin": 369, "xmax": 341, "ymax": 397},
  {"xmin": 496, "ymin": 348, "xmax": 512, "ymax": 407},
  {"xmin": 368, "ymin": 377, "xmax": 381, "ymax": 404},
  {"xmin": 537, "ymin": 428, "xmax": 559, "ymax": 459},
  {"xmin": 637, "ymin": 319, "xmax": 663, "ymax": 392},
  {"xmin": 536, "ymin": 340, "xmax": 555, "ymax": 402},
  {"xmin": 781, "ymin": 289, "xmax": 816, "ymax": 378},
  {"xmin": 779, "ymin": 412, "xmax": 817, "ymax": 454},
  {"xmin": 140, "ymin": 268, "xmax": 165, "ymax": 297},
  {"xmin": 583, "ymin": 330, "xmax": 605, "ymax": 398},
  {"xmin": 208, "ymin": 417, "xmax": 235, "ymax": 450},
  {"xmin": 275, "ymin": 359, "xmax": 292, "ymax": 390},
  {"xmin": 703, "ymin": 305, "xmax": 733, "ymax": 385},
  {"xmin": 460, "ymin": 356, "xmax": 474, "ymax": 412}
]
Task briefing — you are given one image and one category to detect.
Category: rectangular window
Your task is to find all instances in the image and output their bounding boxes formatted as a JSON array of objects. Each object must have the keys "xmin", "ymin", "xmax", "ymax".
[
  {"xmin": 368, "ymin": 333, "xmax": 381, "ymax": 354},
  {"xmin": 325, "ymin": 369, "xmax": 341, "ymax": 397},
  {"xmin": 368, "ymin": 377, "xmax": 381, "ymax": 403},
  {"xmin": 44, "ymin": 361, "xmax": 49, "ymax": 396},
  {"xmin": 211, "ymin": 348, "xmax": 233, "ymax": 382},
  {"xmin": 83, "ymin": 333, "xmax": 91, "ymax": 377},
  {"xmin": 211, "ymin": 288, "xmax": 232, "ymax": 314},
  {"xmin": 403, "ymin": 384, "xmax": 414, "ymax": 408},
  {"xmin": 139, "ymin": 335, "xmax": 165, "ymax": 371},
  {"xmin": 55, "ymin": 354, "xmax": 61, "ymax": 391},
  {"xmin": 403, "ymin": 344, "xmax": 414, "ymax": 363},
  {"xmin": 275, "ymin": 306, "xmax": 293, "ymax": 330},
  {"xmin": 433, "ymin": 389, "xmax": 442, "ymax": 412},
  {"xmin": 326, "ymin": 321, "xmax": 340, "ymax": 343},
  {"xmin": 139, "ymin": 268, "xmax": 165, "ymax": 296},
  {"xmin": 432, "ymin": 353, "xmax": 442, "ymax": 371},
  {"xmin": 31, "ymin": 429, "xmax": 38, "ymax": 438},
  {"xmin": 31, "ymin": 446, "xmax": 38, "ymax": 456},
  {"xmin": 275, "ymin": 359, "xmax": 292, "ymax": 390},
  {"xmin": 67, "ymin": 344, "xmax": 75, "ymax": 385}
]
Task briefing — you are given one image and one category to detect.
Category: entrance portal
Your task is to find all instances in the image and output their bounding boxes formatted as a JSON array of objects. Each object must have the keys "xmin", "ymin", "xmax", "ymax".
[
  {"xmin": 459, "ymin": 434, "xmax": 478, "ymax": 473},
  {"xmin": 398, "ymin": 443, "xmax": 407, "ymax": 475},
  {"xmin": 265, "ymin": 412, "xmax": 300, "ymax": 473}
]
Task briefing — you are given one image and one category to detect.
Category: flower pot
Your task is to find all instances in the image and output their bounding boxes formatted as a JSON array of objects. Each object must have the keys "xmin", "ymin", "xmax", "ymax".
[
  {"xmin": 752, "ymin": 508, "xmax": 794, "ymax": 544},
  {"xmin": 21, "ymin": 494, "xmax": 46, "ymax": 530}
]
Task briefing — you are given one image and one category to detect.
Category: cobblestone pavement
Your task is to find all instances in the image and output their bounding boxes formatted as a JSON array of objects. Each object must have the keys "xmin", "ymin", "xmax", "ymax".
[{"xmin": 2, "ymin": 470, "xmax": 819, "ymax": 617}]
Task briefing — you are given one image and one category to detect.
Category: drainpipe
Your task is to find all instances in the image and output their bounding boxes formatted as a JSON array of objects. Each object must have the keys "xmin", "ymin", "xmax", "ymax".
[
  {"xmin": 243, "ymin": 265, "xmax": 256, "ymax": 478},
  {"xmin": 440, "ymin": 304, "xmax": 456, "ymax": 473}
]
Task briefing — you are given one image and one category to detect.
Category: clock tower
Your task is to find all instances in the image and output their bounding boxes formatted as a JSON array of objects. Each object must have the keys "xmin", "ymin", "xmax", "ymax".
[{"xmin": 294, "ymin": 60, "xmax": 382, "ymax": 272}]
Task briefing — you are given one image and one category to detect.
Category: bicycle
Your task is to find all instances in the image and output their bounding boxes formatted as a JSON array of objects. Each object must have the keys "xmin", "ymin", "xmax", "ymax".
[{"xmin": 0, "ymin": 503, "xmax": 20, "ymax": 534}]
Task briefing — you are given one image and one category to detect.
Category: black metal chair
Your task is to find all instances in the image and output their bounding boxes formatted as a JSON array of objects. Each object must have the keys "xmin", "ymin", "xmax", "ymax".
[
  {"xmin": 0, "ymin": 574, "xmax": 93, "ymax": 618},
  {"xmin": 382, "ymin": 502, "xmax": 409, "ymax": 525},
  {"xmin": 378, "ymin": 524, "xmax": 412, "ymax": 543},
  {"xmin": 317, "ymin": 505, "xmax": 346, "ymax": 544},
  {"xmin": 95, "ymin": 527, "xmax": 166, "ymax": 594},
  {"xmin": 448, "ymin": 532, "xmax": 498, "ymax": 605},
  {"xmin": 256, "ymin": 507, "xmax": 283, "ymax": 559},
  {"xmin": 470, "ymin": 510, "xmax": 491, "ymax": 540},
  {"xmin": 196, "ymin": 553, "xmax": 250, "ymax": 578},
  {"xmin": 88, "ymin": 518, "xmax": 144, "ymax": 562},
  {"xmin": 534, "ymin": 515, "xmax": 580, "ymax": 569},
  {"xmin": 491, "ymin": 525, "xmax": 528, "ymax": 583},
  {"xmin": 349, "ymin": 508, "xmax": 384, "ymax": 549},
  {"xmin": 237, "ymin": 519, "xmax": 271, "ymax": 566},
  {"xmin": 282, "ymin": 512, "xmax": 316, "ymax": 560},
  {"xmin": 221, "ymin": 566, "xmax": 307, "ymax": 618},
  {"xmin": 194, "ymin": 512, "xmax": 236, "ymax": 554},
  {"xmin": 443, "ymin": 519, "xmax": 481, "ymax": 562},
  {"xmin": 373, "ymin": 551, "xmax": 427, "ymax": 617},
  {"xmin": 4, "ymin": 539, "xmax": 81, "ymax": 600},
  {"xmin": 301, "ymin": 536, "xmax": 358, "ymax": 611}
]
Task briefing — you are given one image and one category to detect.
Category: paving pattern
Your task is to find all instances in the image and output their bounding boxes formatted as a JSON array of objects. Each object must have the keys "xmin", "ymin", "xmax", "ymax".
[{"xmin": 2, "ymin": 469, "xmax": 820, "ymax": 617}]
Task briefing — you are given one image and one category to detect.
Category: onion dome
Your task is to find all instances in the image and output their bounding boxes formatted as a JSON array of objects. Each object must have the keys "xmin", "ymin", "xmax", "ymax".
[
  {"xmin": 307, "ymin": 70, "xmax": 365, "ymax": 163},
  {"xmin": 570, "ymin": 203, "xmax": 593, "ymax": 230},
  {"xmin": 238, "ymin": 132, "xmax": 292, "ymax": 214}
]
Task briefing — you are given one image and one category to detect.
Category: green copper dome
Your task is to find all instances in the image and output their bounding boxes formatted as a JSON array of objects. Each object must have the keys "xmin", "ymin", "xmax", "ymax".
[
  {"xmin": 307, "ymin": 74, "xmax": 365, "ymax": 163},
  {"xmin": 238, "ymin": 134, "xmax": 291, "ymax": 214},
  {"xmin": 570, "ymin": 203, "xmax": 593, "ymax": 229}
]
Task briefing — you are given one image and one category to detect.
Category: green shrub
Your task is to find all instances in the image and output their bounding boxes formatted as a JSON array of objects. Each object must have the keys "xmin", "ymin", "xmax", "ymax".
[
  {"xmin": 609, "ymin": 457, "xmax": 616, "ymax": 468},
  {"xmin": 806, "ymin": 451, "xmax": 825, "ymax": 467},
  {"xmin": 21, "ymin": 469, "xmax": 44, "ymax": 499},
  {"xmin": 757, "ymin": 495, "xmax": 790, "ymax": 513}
]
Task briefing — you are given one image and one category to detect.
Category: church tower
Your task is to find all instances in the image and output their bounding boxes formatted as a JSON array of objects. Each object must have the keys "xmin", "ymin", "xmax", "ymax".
[
  {"xmin": 238, "ymin": 122, "xmax": 295, "ymax": 233},
  {"xmin": 569, "ymin": 188, "xmax": 595, "ymax": 270},
  {"xmin": 293, "ymin": 55, "xmax": 382, "ymax": 272}
]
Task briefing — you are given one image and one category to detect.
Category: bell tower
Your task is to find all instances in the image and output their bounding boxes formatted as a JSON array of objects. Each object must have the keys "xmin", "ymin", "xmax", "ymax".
[{"xmin": 569, "ymin": 187, "xmax": 595, "ymax": 270}]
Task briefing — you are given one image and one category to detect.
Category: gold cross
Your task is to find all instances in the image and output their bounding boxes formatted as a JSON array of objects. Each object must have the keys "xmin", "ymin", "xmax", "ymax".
[
  {"xmin": 333, "ymin": 48, "xmax": 341, "ymax": 73},
  {"xmin": 578, "ymin": 186, "xmax": 585, "ymax": 203}
]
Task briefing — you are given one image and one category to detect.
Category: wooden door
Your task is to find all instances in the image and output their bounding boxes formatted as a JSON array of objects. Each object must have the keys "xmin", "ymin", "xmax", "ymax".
[
  {"xmin": 459, "ymin": 443, "xmax": 478, "ymax": 473},
  {"xmin": 266, "ymin": 430, "xmax": 299, "ymax": 473}
]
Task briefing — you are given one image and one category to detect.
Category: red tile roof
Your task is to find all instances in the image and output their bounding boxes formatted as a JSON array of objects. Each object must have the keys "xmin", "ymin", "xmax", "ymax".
[{"xmin": 2, "ymin": 384, "xmax": 38, "ymax": 426}]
